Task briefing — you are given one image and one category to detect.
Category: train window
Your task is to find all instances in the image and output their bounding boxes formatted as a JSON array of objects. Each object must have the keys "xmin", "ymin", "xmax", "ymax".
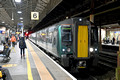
[
  {"xmin": 61, "ymin": 25, "xmax": 72, "ymax": 45},
  {"xmin": 62, "ymin": 33, "xmax": 72, "ymax": 42},
  {"xmin": 61, "ymin": 28, "xmax": 72, "ymax": 42},
  {"xmin": 62, "ymin": 29, "xmax": 71, "ymax": 32},
  {"xmin": 53, "ymin": 38, "xmax": 56, "ymax": 45},
  {"xmin": 91, "ymin": 27, "xmax": 98, "ymax": 45}
]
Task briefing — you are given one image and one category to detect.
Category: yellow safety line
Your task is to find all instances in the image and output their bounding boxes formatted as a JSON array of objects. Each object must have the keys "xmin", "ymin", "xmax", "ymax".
[
  {"xmin": 26, "ymin": 41, "xmax": 54, "ymax": 80},
  {"xmin": 26, "ymin": 49, "xmax": 33, "ymax": 80}
]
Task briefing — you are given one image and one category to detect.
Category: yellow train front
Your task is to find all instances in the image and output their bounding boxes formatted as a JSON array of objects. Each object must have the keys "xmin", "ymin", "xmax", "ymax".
[{"xmin": 72, "ymin": 18, "xmax": 99, "ymax": 69}]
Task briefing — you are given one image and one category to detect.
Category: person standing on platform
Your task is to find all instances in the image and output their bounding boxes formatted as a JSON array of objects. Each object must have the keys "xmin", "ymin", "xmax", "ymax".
[
  {"xmin": 5, "ymin": 36, "xmax": 9, "ymax": 43},
  {"xmin": 112, "ymin": 37, "xmax": 115, "ymax": 44},
  {"xmin": 11, "ymin": 35, "xmax": 16, "ymax": 47},
  {"xmin": 19, "ymin": 37, "xmax": 27, "ymax": 58}
]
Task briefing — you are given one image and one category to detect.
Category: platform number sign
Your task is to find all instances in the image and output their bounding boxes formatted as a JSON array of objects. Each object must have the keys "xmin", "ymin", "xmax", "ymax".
[{"xmin": 31, "ymin": 12, "xmax": 39, "ymax": 20}]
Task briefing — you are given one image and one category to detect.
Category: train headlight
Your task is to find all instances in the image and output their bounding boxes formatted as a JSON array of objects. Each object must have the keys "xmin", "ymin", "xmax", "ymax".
[
  {"xmin": 67, "ymin": 48, "xmax": 71, "ymax": 52},
  {"xmin": 62, "ymin": 49, "xmax": 65, "ymax": 52},
  {"xmin": 90, "ymin": 48, "xmax": 93, "ymax": 52},
  {"xmin": 95, "ymin": 48, "xmax": 97, "ymax": 51},
  {"xmin": 79, "ymin": 18, "xmax": 82, "ymax": 21}
]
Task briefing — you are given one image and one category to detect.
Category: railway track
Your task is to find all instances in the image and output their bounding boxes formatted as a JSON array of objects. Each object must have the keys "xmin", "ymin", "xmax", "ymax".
[
  {"xmin": 99, "ymin": 51, "xmax": 117, "ymax": 68},
  {"xmin": 70, "ymin": 69, "xmax": 97, "ymax": 80}
]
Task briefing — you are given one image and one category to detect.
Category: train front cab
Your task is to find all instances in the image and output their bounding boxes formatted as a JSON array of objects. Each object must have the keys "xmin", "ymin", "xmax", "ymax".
[
  {"xmin": 72, "ymin": 18, "xmax": 99, "ymax": 69},
  {"xmin": 58, "ymin": 24, "xmax": 73, "ymax": 67}
]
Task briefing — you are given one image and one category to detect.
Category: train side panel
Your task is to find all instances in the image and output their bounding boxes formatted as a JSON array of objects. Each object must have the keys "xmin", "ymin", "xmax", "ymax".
[
  {"xmin": 36, "ymin": 26, "xmax": 59, "ymax": 58},
  {"xmin": 30, "ymin": 33, "xmax": 37, "ymax": 43}
]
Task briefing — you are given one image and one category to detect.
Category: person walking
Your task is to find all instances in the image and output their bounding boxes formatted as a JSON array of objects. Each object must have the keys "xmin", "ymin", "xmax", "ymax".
[
  {"xmin": 11, "ymin": 35, "xmax": 16, "ymax": 47},
  {"xmin": 19, "ymin": 37, "xmax": 27, "ymax": 58}
]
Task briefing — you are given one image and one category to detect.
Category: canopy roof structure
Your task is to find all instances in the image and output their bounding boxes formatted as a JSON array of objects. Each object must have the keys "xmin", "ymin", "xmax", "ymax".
[{"xmin": 0, "ymin": 0, "xmax": 119, "ymax": 32}]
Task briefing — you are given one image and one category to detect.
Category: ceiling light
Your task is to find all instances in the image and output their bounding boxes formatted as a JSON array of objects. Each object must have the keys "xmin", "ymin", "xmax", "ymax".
[
  {"xmin": 17, "ymin": 11, "xmax": 22, "ymax": 14},
  {"xmin": 12, "ymin": 12, "xmax": 14, "ymax": 20},
  {"xmin": 2, "ymin": 21, "xmax": 5, "ymax": 23},
  {"xmin": 15, "ymin": 0, "xmax": 21, "ymax": 2},
  {"xmin": 12, "ymin": 18, "xmax": 14, "ymax": 20},
  {"xmin": 21, "ymin": 21, "xmax": 23, "ymax": 22},
  {"xmin": 20, "ymin": 17, "xmax": 23, "ymax": 19}
]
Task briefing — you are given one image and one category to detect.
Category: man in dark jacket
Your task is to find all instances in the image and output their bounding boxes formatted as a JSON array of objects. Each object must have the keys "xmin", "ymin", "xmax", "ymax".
[{"xmin": 19, "ymin": 37, "xmax": 27, "ymax": 58}]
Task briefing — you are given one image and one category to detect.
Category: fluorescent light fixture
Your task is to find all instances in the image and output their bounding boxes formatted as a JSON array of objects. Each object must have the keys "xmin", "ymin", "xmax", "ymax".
[
  {"xmin": 2, "ymin": 21, "xmax": 5, "ymax": 23},
  {"xmin": 12, "ymin": 18, "xmax": 14, "ymax": 20},
  {"xmin": 17, "ymin": 11, "xmax": 22, "ymax": 13},
  {"xmin": 20, "ymin": 17, "xmax": 23, "ymax": 19},
  {"xmin": 15, "ymin": 0, "xmax": 21, "ymax": 2},
  {"xmin": 21, "ymin": 21, "xmax": 23, "ymax": 22}
]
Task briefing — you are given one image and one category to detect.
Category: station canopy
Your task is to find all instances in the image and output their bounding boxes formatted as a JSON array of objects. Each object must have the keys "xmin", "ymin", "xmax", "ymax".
[
  {"xmin": 0, "ymin": 0, "xmax": 62, "ymax": 30},
  {"xmin": 0, "ymin": 0, "xmax": 120, "ymax": 32}
]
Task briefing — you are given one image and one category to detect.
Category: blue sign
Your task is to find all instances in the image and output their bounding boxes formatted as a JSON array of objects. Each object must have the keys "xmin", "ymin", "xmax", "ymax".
[
  {"xmin": 114, "ymin": 31, "xmax": 120, "ymax": 33},
  {"xmin": 0, "ymin": 30, "xmax": 3, "ymax": 33},
  {"xmin": 17, "ymin": 23, "xmax": 23, "ymax": 26}
]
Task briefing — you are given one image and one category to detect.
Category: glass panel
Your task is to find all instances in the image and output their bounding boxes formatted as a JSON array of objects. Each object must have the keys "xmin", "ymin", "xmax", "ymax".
[{"xmin": 61, "ymin": 25, "xmax": 72, "ymax": 45}]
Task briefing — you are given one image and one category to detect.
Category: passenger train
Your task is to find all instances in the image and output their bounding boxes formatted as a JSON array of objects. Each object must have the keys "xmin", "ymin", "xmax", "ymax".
[{"xmin": 29, "ymin": 18, "xmax": 98, "ymax": 69}]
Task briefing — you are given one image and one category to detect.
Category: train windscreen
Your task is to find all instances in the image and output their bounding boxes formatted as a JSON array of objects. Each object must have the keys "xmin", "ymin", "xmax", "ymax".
[{"xmin": 61, "ymin": 25, "xmax": 72, "ymax": 45}]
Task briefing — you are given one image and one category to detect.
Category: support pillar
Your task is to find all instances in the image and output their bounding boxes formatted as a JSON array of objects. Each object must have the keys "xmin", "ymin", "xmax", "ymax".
[
  {"xmin": 99, "ymin": 25, "xmax": 102, "ymax": 50},
  {"xmin": 90, "ymin": 14, "xmax": 94, "ymax": 23},
  {"xmin": 99, "ymin": 16, "xmax": 102, "ymax": 51},
  {"xmin": 90, "ymin": 0, "xmax": 94, "ymax": 23},
  {"xmin": 22, "ymin": 25, "xmax": 24, "ymax": 37},
  {"xmin": 105, "ymin": 28, "xmax": 107, "ymax": 38},
  {"xmin": 116, "ymin": 45, "xmax": 120, "ymax": 80}
]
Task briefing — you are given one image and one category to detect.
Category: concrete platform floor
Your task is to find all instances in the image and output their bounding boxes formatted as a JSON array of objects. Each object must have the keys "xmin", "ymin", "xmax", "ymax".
[{"xmin": 0, "ymin": 40, "xmax": 76, "ymax": 80}]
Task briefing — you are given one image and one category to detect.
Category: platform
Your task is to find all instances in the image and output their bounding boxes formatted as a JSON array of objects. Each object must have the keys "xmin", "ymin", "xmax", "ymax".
[
  {"xmin": 0, "ymin": 40, "xmax": 76, "ymax": 80},
  {"xmin": 102, "ymin": 43, "xmax": 119, "ymax": 47}
]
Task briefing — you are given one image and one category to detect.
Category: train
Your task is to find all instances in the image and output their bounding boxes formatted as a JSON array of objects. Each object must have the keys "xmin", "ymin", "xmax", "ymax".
[{"xmin": 29, "ymin": 18, "xmax": 99, "ymax": 69}]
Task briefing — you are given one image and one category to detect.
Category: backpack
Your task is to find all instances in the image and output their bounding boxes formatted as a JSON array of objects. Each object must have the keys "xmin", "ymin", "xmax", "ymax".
[{"xmin": 20, "ymin": 41, "xmax": 24, "ymax": 46}]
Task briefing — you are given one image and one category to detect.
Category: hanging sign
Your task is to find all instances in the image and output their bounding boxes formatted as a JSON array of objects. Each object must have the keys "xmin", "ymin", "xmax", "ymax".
[{"xmin": 31, "ymin": 12, "xmax": 39, "ymax": 20}]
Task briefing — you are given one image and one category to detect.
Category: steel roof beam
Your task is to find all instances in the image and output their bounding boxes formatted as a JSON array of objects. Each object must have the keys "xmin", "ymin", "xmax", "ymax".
[{"xmin": 41, "ymin": 0, "xmax": 48, "ymax": 4}]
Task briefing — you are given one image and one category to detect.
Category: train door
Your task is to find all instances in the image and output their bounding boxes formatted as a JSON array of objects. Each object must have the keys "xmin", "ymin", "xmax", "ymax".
[
  {"xmin": 72, "ymin": 21, "xmax": 90, "ymax": 59},
  {"xmin": 77, "ymin": 25, "xmax": 88, "ymax": 58}
]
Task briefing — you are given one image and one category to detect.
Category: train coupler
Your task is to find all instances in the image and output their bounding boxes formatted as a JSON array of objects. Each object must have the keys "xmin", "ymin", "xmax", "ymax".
[
  {"xmin": 77, "ymin": 61, "xmax": 86, "ymax": 68},
  {"xmin": 61, "ymin": 55, "xmax": 69, "ymax": 67}
]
